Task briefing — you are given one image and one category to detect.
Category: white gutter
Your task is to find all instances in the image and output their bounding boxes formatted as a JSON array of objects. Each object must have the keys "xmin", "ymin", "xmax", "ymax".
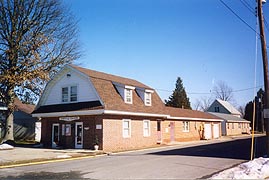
[
  {"xmin": 103, "ymin": 110, "xmax": 168, "ymax": 118},
  {"xmin": 167, "ymin": 116, "xmax": 223, "ymax": 122},
  {"xmin": 227, "ymin": 120, "xmax": 251, "ymax": 123},
  {"xmin": 32, "ymin": 109, "xmax": 222, "ymax": 122}
]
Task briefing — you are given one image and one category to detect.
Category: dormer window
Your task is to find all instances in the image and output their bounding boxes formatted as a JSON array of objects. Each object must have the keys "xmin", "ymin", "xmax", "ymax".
[
  {"xmin": 125, "ymin": 88, "xmax": 133, "ymax": 104},
  {"xmin": 61, "ymin": 85, "xmax": 78, "ymax": 103},
  {"xmin": 145, "ymin": 92, "xmax": 151, "ymax": 106}
]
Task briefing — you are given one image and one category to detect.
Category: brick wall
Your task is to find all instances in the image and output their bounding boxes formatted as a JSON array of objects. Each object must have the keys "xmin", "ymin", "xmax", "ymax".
[
  {"xmin": 102, "ymin": 115, "xmax": 159, "ymax": 151},
  {"xmin": 41, "ymin": 116, "xmax": 99, "ymax": 149},
  {"xmin": 226, "ymin": 122, "xmax": 250, "ymax": 136},
  {"xmin": 161, "ymin": 120, "xmax": 221, "ymax": 143},
  {"xmin": 41, "ymin": 115, "xmax": 222, "ymax": 151},
  {"xmin": 161, "ymin": 120, "xmax": 203, "ymax": 143}
]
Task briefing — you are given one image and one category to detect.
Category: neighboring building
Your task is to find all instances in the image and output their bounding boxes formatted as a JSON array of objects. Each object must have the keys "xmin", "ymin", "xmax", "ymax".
[
  {"xmin": 209, "ymin": 112, "xmax": 250, "ymax": 136},
  {"xmin": 32, "ymin": 65, "xmax": 222, "ymax": 151},
  {"xmin": 0, "ymin": 99, "xmax": 40, "ymax": 141},
  {"xmin": 207, "ymin": 99, "xmax": 250, "ymax": 136},
  {"xmin": 207, "ymin": 99, "xmax": 241, "ymax": 117}
]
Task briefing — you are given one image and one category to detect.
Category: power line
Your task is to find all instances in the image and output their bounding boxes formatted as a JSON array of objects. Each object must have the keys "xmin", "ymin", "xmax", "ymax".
[
  {"xmin": 155, "ymin": 85, "xmax": 263, "ymax": 95},
  {"xmin": 219, "ymin": 0, "xmax": 260, "ymax": 36},
  {"xmin": 240, "ymin": 0, "xmax": 256, "ymax": 15}
]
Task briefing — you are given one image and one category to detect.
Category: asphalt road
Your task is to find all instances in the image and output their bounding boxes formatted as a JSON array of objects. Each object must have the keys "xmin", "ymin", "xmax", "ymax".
[{"xmin": 0, "ymin": 136, "xmax": 266, "ymax": 179}]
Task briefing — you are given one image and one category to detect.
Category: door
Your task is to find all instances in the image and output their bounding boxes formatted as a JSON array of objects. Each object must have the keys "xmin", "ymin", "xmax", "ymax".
[
  {"xmin": 170, "ymin": 122, "xmax": 175, "ymax": 142},
  {"xmin": 52, "ymin": 123, "xmax": 59, "ymax": 148},
  {"xmin": 157, "ymin": 120, "xmax": 162, "ymax": 143},
  {"xmin": 75, "ymin": 122, "xmax": 83, "ymax": 149},
  {"xmin": 213, "ymin": 123, "xmax": 220, "ymax": 139},
  {"xmin": 204, "ymin": 123, "xmax": 212, "ymax": 140}
]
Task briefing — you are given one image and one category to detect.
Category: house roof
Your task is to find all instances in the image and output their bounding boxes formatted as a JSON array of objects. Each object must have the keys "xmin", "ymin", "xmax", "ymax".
[
  {"xmin": 166, "ymin": 107, "xmax": 222, "ymax": 121},
  {"xmin": 70, "ymin": 65, "xmax": 166, "ymax": 115},
  {"xmin": 14, "ymin": 99, "xmax": 35, "ymax": 114},
  {"xmin": 209, "ymin": 112, "xmax": 250, "ymax": 123},
  {"xmin": 0, "ymin": 98, "xmax": 35, "ymax": 114},
  {"xmin": 33, "ymin": 65, "xmax": 222, "ymax": 122},
  {"xmin": 32, "ymin": 101, "xmax": 103, "ymax": 114},
  {"xmin": 70, "ymin": 65, "xmax": 152, "ymax": 89},
  {"xmin": 215, "ymin": 99, "xmax": 241, "ymax": 115}
]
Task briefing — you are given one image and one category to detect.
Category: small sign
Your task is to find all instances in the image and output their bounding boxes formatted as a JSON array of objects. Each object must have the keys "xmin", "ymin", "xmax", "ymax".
[
  {"xmin": 264, "ymin": 109, "xmax": 269, "ymax": 118},
  {"xmin": 96, "ymin": 124, "xmax": 102, "ymax": 130},
  {"xmin": 59, "ymin": 116, "xmax": 80, "ymax": 121}
]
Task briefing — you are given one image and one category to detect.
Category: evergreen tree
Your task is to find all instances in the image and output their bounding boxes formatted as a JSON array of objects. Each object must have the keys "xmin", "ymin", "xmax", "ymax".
[{"xmin": 165, "ymin": 77, "xmax": 191, "ymax": 109}]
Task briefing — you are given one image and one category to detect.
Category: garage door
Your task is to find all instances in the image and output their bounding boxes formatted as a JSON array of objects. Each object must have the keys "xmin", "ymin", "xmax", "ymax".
[
  {"xmin": 204, "ymin": 123, "xmax": 212, "ymax": 140},
  {"xmin": 213, "ymin": 124, "xmax": 220, "ymax": 139}
]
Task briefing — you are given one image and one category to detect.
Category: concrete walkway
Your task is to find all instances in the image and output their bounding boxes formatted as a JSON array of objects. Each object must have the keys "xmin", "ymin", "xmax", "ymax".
[{"xmin": 0, "ymin": 134, "xmax": 260, "ymax": 168}]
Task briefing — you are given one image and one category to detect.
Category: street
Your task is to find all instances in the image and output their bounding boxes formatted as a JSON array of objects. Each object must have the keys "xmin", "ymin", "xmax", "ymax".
[{"xmin": 0, "ymin": 136, "xmax": 266, "ymax": 179}]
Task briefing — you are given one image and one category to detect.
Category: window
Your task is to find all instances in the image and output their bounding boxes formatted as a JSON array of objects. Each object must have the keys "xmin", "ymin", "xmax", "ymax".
[
  {"xmin": 62, "ymin": 87, "xmax": 69, "ymax": 102},
  {"xmin": 123, "ymin": 119, "xmax": 131, "ymax": 138},
  {"xmin": 215, "ymin": 107, "xmax": 220, "ymax": 112},
  {"xmin": 61, "ymin": 85, "xmax": 78, "ymax": 103},
  {"xmin": 232, "ymin": 123, "xmax": 234, "ymax": 129},
  {"xmin": 125, "ymin": 88, "xmax": 132, "ymax": 104},
  {"xmin": 183, "ymin": 121, "xmax": 190, "ymax": 132},
  {"xmin": 238, "ymin": 123, "xmax": 241, "ymax": 129},
  {"xmin": 70, "ymin": 86, "xmax": 77, "ymax": 102},
  {"xmin": 144, "ymin": 92, "xmax": 152, "ymax": 106},
  {"xmin": 143, "ymin": 120, "xmax": 150, "ymax": 137}
]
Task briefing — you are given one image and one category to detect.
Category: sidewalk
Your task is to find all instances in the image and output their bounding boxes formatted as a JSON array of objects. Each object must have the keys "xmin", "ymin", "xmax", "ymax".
[
  {"xmin": 0, "ymin": 147, "xmax": 103, "ymax": 168},
  {"xmin": 0, "ymin": 134, "xmax": 261, "ymax": 168}
]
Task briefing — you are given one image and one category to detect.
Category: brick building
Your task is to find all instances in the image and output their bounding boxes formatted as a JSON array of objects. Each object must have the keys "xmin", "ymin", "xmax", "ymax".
[{"xmin": 32, "ymin": 65, "xmax": 222, "ymax": 151}]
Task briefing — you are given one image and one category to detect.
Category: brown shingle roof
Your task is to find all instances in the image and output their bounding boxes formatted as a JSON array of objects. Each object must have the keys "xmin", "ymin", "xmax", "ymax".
[
  {"xmin": 14, "ymin": 98, "xmax": 35, "ymax": 114},
  {"xmin": 71, "ymin": 65, "xmax": 151, "ymax": 89},
  {"xmin": 165, "ymin": 106, "xmax": 220, "ymax": 120},
  {"xmin": 71, "ymin": 65, "xmax": 166, "ymax": 114}
]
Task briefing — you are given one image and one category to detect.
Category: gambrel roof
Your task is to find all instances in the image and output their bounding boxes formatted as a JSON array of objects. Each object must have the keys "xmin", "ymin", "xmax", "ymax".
[{"xmin": 33, "ymin": 64, "xmax": 221, "ymax": 122}]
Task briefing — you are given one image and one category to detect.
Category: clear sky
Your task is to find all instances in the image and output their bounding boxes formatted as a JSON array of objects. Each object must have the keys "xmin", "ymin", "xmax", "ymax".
[{"xmin": 65, "ymin": 0, "xmax": 269, "ymax": 109}]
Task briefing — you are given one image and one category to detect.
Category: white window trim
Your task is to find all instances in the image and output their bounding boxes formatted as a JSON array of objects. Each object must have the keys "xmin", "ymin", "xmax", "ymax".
[
  {"xmin": 144, "ymin": 92, "xmax": 152, "ymax": 106},
  {"xmin": 183, "ymin": 121, "xmax": 190, "ymax": 132},
  {"xmin": 124, "ymin": 88, "xmax": 133, "ymax": 104},
  {"xmin": 122, "ymin": 119, "xmax": 131, "ymax": 138},
  {"xmin": 61, "ymin": 85, "xmax": 78, "ymax": 103},
  {"xmin": 143, "ymin": 120, "xmax": 151, "ymax": 137}
]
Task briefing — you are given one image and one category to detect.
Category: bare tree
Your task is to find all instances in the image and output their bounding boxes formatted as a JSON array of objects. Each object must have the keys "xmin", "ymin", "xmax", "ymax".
[
  {"xmin": 0, "ymin": 0, "xmax": 80, "ymax": 142},
  {"xmin": 237, "ymin": 105, "xmax": 245, "ymax": 118},
  {"xmin": 212, "ymin": 80, "xmax": 234, "ymax": 102},
  {"xmin": 193, "ymin": 96, "xmax": 213, "ymax": 112}
]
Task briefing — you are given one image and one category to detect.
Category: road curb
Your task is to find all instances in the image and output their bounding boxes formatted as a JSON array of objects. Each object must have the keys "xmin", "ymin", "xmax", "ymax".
[{"xmin": 0, "ymin": 153, "xmax": 107, "ymax": 169}]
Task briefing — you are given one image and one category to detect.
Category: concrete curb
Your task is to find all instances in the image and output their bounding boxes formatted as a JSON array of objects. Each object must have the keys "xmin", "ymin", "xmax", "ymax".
[{"xmin": 0, "ymin": 153, "xmax": 107, "ymax": 169}]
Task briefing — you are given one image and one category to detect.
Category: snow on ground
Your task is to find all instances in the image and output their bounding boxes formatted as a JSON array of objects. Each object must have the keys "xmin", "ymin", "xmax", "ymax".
[
  {"xmin": 211, "ymin": 157, "xmax": 269, "ymax": 179},
  {"xmin": 0, "ymin": 143, "xmax": 14, "ymax": 150}
]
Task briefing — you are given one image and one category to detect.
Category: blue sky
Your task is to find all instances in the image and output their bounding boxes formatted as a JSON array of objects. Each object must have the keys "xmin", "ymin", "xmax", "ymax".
[{"xmin": 65, "ymin": 0, "xmax": 269, "ymax": 108}]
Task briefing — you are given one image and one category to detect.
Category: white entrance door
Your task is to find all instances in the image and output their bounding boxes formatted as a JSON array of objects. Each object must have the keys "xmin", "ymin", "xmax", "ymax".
[
  {"xmin": 75, "ymin": 122, "xmax": 83, "ymax": 149},
  {"xmin": 52, "ymin": 123, "xmax": 60, "ymax": 148},
  {"xmin": 204, "ymin": 123, "xmax": 212, "ymax": 140},
  {"xmin": 213, "ymin": 123, "xmax": 220, "ymax": 139}
]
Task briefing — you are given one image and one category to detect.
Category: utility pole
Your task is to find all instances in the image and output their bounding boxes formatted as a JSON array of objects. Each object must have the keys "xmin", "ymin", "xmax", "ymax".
[{"xmin": 257, "ymin": 0, "xmax": 269, "ymax": 157}]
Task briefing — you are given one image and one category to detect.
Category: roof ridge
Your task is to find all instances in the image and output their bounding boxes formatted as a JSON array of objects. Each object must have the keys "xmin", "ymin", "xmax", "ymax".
[{"xmin": 70, "ymin": 64, "xmax": 151, "ymax": 89}]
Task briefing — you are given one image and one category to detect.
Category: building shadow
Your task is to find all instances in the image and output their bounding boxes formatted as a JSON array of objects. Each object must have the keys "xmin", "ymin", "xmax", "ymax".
[{"xmin": 147, "ymin": 136, "xmax": 266, "ymax": 160}]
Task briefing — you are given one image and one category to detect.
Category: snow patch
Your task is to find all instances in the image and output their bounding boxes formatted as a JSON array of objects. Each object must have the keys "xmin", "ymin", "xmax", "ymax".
[
  {"xmin": 211, "ymin": 157, "xmax": 269, "ymax": 179},
  {"xmin": 0, "ymin": 143, "xmax": 14, "ymax": 150},
  {"xmin": 56, "ymin": 154, "xmax": 72, "ymax": 159}
]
